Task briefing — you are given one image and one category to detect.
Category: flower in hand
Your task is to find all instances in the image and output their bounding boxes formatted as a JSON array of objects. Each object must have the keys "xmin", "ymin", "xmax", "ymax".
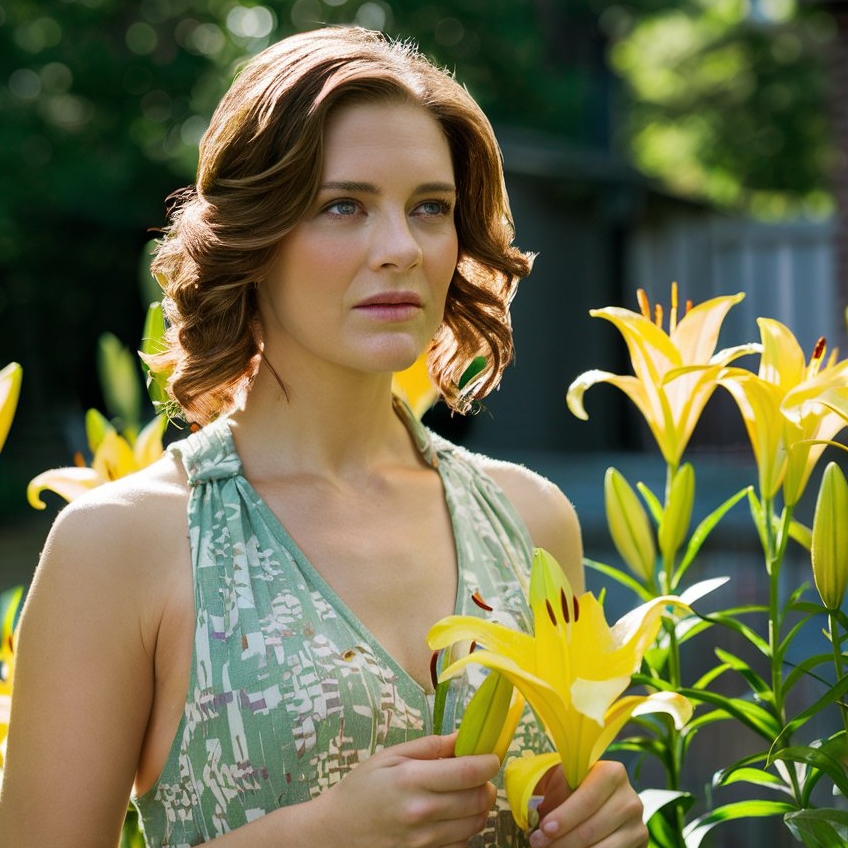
[{"xmin": 428, "ymin": 548, "xmax": 692, "ymax": 829}]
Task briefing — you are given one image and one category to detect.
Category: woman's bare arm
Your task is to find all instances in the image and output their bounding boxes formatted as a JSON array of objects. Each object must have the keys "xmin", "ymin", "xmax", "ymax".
[{"xmin": 0, "ymin": 466, "xmax": 188, "ymax": 847}]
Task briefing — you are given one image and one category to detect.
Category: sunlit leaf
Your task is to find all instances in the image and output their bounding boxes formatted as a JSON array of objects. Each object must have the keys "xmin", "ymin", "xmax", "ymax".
[
  {"xmin": 97, "ymin": 331, "xmax": 142, "ymax": 434},
  {"xmin": 682, "ymin": 800, "xmax": 795, "ymax": 848},
  {"xmin": 673, "ymin": 487, "xmax": 750, "ymax": 588},
  {"xmin": 784, "ymin": 808, "xmax": 848, "ymax": 848}
]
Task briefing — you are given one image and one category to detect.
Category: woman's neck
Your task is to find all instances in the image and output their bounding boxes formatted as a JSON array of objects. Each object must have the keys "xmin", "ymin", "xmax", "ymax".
[{"xmin": 229, "ymin": 357, "xmax": 417, "ymax": 483}]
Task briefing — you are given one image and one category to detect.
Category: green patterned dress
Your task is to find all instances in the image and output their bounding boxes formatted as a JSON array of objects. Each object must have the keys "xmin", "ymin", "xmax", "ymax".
[{"xmin": 132, "ymin": 402, "xmax": 549, "ymax": 847}]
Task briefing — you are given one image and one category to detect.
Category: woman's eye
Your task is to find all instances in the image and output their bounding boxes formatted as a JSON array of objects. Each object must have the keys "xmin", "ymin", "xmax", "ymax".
[
  {"xmin": 325, "ymin": 199, "xmax": 358, "ymax": 216},
  {"xmin": 415, "ymin": 199, "xmax": 452, "ymax": 217}
]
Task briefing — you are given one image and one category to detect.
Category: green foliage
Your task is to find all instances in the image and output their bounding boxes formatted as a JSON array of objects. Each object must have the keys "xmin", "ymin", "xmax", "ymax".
[
  {"xmin": 574, "ymin": 290, "xmax": 848, "ymax": 846},
  {"xmin": 598, "ymin": 0, "xmax": 836, "ymax": 217}
]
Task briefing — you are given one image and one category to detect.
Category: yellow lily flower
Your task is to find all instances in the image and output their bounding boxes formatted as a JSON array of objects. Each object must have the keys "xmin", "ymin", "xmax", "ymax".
[
  {"xmin": 0, "ymin": 362, "xmax": 22, "ymax": 455},
  {"xmin": 720, "ymin": 319, "xmax": 848, "ymax": 505},
  {"xmin": 392, "ymin": 352, "xmax": 439, "ymax": 420},
  {"xmin": 28, "ymin": 412, "xmax": 166, "ymax": 509},
  {"xmin": 567, "ymin": 285, "xmax": 753, "ymax": 468},
  {"xmin": 428, "ymin": 548, "xmax": 692, "ymax": 822}
]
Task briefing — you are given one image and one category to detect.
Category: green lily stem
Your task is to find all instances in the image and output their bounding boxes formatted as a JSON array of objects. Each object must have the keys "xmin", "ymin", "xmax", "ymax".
[
  {"xmin": 660, "ymin": 463, "xmax": 686, "ymax": 847},
  {"xmin": 763, "ymin": 498, "xmax": 804, "ymax": 805},
  {"xmin": 828, "ymin": 610, "xmax": 848, "ymax": 739}
]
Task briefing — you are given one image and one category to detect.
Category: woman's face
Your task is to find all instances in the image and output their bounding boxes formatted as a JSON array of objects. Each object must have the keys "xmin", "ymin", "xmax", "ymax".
[{"xmin": 259, "ymin": 100, "xmax": 458, "ymax": 379}]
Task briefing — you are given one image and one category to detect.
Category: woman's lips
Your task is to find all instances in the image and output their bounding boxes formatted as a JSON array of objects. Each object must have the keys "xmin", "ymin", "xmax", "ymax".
[{"xmin": 354, "ymin": 291, "xmax": 423, "ymax": 321}]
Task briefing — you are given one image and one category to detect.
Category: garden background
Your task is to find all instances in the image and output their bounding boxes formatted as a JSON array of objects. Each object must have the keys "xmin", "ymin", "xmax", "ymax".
[{"xmin": 2, "ymin": 1, "xmax": 848, "ymax": 845}]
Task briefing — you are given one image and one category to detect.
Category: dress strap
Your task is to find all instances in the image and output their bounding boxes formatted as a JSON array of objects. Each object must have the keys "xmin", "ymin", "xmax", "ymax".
[{"xmin": 167, "ymin": 417, "xmax": 242, "ymax": 485}]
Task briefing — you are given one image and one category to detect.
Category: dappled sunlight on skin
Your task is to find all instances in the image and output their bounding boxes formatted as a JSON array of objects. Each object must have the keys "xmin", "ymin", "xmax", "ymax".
[{"xmin": 429, "ymin": 548, "xmax": 691, "ymax": 828}]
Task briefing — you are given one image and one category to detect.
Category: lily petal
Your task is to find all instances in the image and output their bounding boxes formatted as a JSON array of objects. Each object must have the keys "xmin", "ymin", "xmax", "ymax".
[
  {"xmin": 0, "ymin": 363, "xmax": 22, "ymax": 456},
  {"xmin": 504, "ymin": 752, "xmax": 561, "ymax": 830},
  {"xmin": 392, "ymin": 352, "xmax": 439, "ymax": 420},
  {"xmin": 27, "ymin": 467, "xmax": 104, "ymax": 509},
  {"xmin": 134, "ymin": 414, "xmax": 167, "ymax": 468}
]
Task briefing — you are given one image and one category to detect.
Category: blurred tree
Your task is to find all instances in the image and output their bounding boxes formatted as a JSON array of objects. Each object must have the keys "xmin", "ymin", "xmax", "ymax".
[{"xmin": 595, "ymin": 0, "xmax": 837, "ymax": 218}]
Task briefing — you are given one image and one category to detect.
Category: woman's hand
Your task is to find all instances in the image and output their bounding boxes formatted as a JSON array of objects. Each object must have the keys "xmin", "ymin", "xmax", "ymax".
[
  {"xmin": 317, "ymin": 733, "xmax": 499, "ymax": 848},
  {"xmin": 528, "ymin": 760, "xmax": 648, "ymax": 848}
]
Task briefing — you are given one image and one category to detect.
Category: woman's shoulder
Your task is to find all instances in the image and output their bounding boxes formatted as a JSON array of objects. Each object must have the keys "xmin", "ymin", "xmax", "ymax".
[
  {"xmin": 471, "ymin": 454, "xmax": 585, "ymax": 592},
  {"xmin": 37, "ymin": 452, "xmax": 190, "ymax": 590}
]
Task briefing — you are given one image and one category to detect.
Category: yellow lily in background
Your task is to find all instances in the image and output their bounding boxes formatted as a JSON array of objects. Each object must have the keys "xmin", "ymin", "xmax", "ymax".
[
  {"xmin": 810, "ymin": 462, "xmax": 848, "ymax": 611},
  {"xmin": 0, "ymin": 585, "xmax": 25, "ymax": 775},
  {"xmin": 567, "ymin": 285, "xmax": 753, "ymax": 468},
  {"xmin": 392, "ymin": 351, "xmax": 439, "ymax": 420},
  {"xmin": 428, "ymin": 549, "xmax": 692, "ymax": 826},
  {"xmin": 0, "ymin": 362, "xmax": 22, "ymax": 455},
  {"xmin": 28, "ymin": 410, "xmax": 166, "ymax": 509},
  {"xmin": 720, "ymin": 319, "xmax": 848, "ymax": 505}
]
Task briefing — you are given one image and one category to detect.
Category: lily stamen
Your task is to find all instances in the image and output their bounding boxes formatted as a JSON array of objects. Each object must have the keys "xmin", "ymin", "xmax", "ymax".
[
  {"xmin": 573, "ymin": 596, "xmax": 580, "ymax": 622},
  {"xmin": 669, "ymin": 282, "xmax": 679, "ymax": 335},
  {"xmin": 809, "ymin": 337, "xmax": 827, "ymax": 379},
  {"xmin": 636, "ymin": 288, "xmax": 651, "ymax": 321},
  {"xmin": 429, "ymin": 651, "xmax": 439, "ymax": 688},
  {"xmin": 654, "ymin": 303, "xmax": 663, "ymax": 329},
  {"xmin": 545, "ymin": 598, "xmax": 557, "ymax": 627},
  {"xmin": 472, "ymin": 591, "xmax": 494, "ymax": 612},
  {"xmin": 560, "ymin": 589, "xmax": 570, "ymax": 623}
]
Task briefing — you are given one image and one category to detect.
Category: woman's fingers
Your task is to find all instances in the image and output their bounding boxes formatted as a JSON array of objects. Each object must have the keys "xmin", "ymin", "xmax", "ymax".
[{"xmin": 530, "ymin": 761, "xmax": 647, "ymax": 848}]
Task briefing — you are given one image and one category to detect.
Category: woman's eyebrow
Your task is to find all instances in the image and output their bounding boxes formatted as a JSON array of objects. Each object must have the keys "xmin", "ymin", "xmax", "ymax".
[{"xmin": 318, "ymin": 181, "xmax": 456, "ymax": 194}]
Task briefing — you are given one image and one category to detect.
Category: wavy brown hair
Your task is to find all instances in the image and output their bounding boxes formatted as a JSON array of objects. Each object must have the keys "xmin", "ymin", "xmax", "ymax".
[{"xmin": 149, "ymin": 26, "xmax": 533, "ymax": 425}]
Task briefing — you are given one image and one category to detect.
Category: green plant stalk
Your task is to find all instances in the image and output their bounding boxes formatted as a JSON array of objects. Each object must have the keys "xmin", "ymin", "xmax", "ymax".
[
  {"xmin": 660, "ymin": 462, "xmax": 687, "ymax": 845},
  {"xmin": 763, "ymin": 498, "xmax": 804, "ymax": 805},
  {"xmin": 828, "ymin": 610, "xmax": 848, "ymax": 739}
]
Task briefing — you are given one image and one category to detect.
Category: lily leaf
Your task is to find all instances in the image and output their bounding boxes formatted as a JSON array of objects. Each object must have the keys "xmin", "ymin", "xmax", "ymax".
[
  {"xmin": 682, "ymin": 800, "xmax": 795, "ymax": 848},
  {"xmin": 673, "ymin": 487, "xmax": 750, "ymax": 589},
  {"xmin": 714, "ymin": 765, "xmax": 791, "ymax": 793},
  {"xmin": 770, "ymin": 743, "xmax": 848, "ymax": 798},
  {"xmin": 458, "ymin": 355, "xmax": 487, "ymax": 391},
  {"xmin": 784, "ymin": 808, "xmax": 848, "ymax": 848},
  {"xmin": 584, "ymin": 558, "xmax": 654, "ymax": 603},
  {"xmin": 789, "ymin": 519, "xmax": 812, "ymax": 551},
  {"xmin": 640, "ymin": 788, "xmax": 695, "ymax": 823},
  {"xmin": 772, "ymin": 674, "xmax": 848, "ymax": 748},
  {"xmin": 677, "ymin": 576, "xmax": 730, "ymax": 608},
  {"xmin": 679, "ymin": 687, "xmax": 780, "ymax": 740},
  {"xmin": 635, "ymin": 481, "xmax": 663, "ymax": 525},
  {"xmin": 98, "ymin": 331, "xmax": 142, "ymax": 435},
  {"xmin": 713, "ymin": 647, "xmax": 773, "ymax": 701}
]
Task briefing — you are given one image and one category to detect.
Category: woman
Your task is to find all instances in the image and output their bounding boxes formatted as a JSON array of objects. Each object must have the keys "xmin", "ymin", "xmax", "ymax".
[{"xmin": 0, "ymin": 27, "xmax": 647, "ymax": 848}]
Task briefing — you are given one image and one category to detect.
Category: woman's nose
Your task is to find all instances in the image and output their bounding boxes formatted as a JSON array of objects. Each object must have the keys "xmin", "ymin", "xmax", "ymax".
[{"xmin": 369, "ymin": 211, "xmax": 423, "ymax": 271}]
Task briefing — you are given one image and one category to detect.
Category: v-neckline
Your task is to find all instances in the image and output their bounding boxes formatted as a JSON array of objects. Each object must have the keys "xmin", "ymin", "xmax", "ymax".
[{"xmin": 218, "ymin": 403, "xmax": 467, "ymax": 698}]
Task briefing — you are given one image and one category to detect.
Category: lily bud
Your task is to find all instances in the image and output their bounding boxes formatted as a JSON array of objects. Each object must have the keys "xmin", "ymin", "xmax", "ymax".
[
  {"xmin": 811, "ymin": 462, "xmax": 848, "ymax": 611},
  {"xmin": 0, "ymin": 362, "xmax": 22, "ymax": 455},
  {"xmin": 455, "ymin": 670, "xmax": 517, "ymax": 759},
  {"xmin": 604, "ymin": 467, "xmax": 656, "ymax": 581},
  {"xmin": 85, "ymin": 407, "xmax": 115, "ymax": 455},
  {"xmin": 658, "ymin": 463, "xmax": 695, "ymax": 562},
  {"xmin": 140, "ymin": 301, "xmax": 172, "ymax": 410}
]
